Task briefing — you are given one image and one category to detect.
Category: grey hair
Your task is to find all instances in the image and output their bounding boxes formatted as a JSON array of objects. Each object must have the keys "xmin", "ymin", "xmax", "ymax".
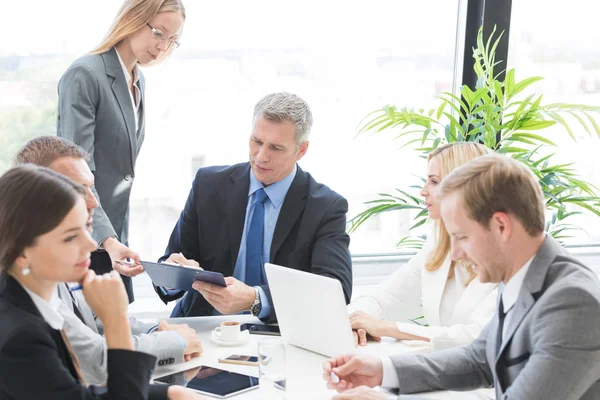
[{"xmin": 253, "ymin": 92, "xmax": 313, "ymax": 148}]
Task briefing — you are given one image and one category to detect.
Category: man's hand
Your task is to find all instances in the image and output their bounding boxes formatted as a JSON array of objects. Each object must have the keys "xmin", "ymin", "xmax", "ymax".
[
  {"xmin": 333, "ymin": 386, "xmax": 390, "ymax": 399},
  {"xmin": 322, "ymin": 355, "xmax": 383, "ymax": 393},
  {"xmin": 164, "ymin": 252, "xmax": 200, "ymax": 268},
  {"xmin": 350, "ymin": 311, "xmax": 396, "ymax": 346},
  {"xmin": 157, "ymin": 321, "xmax": 203, "ymax": 361},
  {"xmin": 103, "ymin": 237, "xmax": 144, "ymax": 277},
  {"xmin": 192, "ymin": 276, "xmax": 255, "ymax": 315},
  {"xmin": 166, "ymin": 385, "xmax": 206, "ymax": 399},
  {"xmin": 161, "ymin": 253, "xmax": 200, "ymax": 290}
]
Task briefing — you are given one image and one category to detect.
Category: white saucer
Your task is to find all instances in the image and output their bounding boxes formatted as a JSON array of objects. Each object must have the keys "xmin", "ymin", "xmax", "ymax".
[{"xmin": 210, "ymin": 329, "xmax": 251, "ymax": 347}]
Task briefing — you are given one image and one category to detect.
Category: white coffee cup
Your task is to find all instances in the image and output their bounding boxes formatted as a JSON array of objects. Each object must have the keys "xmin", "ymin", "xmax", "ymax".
[{"xmin": 214, "ymin": 321, "xmax": 241, "ymax": 342}]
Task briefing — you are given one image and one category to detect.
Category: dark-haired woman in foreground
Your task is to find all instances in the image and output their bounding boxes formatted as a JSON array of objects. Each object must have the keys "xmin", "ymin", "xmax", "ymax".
[{"xmin": 0, "ymin": 165, "xmax": 199, "ymax": 399}]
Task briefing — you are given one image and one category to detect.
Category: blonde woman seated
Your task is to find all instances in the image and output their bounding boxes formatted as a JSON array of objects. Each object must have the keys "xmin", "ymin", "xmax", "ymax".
[{"xmin": 349, "ymin": 142, "xmax": 498, "ymax": 350}]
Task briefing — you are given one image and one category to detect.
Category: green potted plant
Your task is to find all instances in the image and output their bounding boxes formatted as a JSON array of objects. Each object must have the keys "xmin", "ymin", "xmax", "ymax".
[{"xmin": 350, "ymin": 27, "xmax": 600, "ymax": 249}]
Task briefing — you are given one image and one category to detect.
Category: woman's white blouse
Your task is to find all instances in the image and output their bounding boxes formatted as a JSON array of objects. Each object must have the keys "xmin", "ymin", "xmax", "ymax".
[{"xmin": 348, "ymin": 231, "xmax": 498, "ymax": 349}]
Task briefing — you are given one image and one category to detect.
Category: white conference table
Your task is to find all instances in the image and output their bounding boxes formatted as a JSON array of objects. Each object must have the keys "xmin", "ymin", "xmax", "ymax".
[{"xmin": 153, "ymin": 314, "xmax": 493, "ymax": 400}]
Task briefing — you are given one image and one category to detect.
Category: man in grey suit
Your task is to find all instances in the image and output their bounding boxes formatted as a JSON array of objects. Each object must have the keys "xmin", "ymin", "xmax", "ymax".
[
  {"xmin": 323, "ymin": 154, "xmax": 600, "ymax": 400},
  {"xmin": 13, "ymin": 136, "xmax": 203, "ymax": 384}
]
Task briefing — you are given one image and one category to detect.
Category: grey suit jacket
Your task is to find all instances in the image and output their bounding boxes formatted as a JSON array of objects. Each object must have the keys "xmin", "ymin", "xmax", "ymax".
[
  {"xmin": 57, "ymin": 47, "xmax": 145, "ymax": 245},
  {"xmin": 59, "ymin": 284, "xmax": 157, "ymax": 335},
  {"xmin": 57, "ymin": 285, "xmax": 184, "ymax": 385},
  {"xmin": 390, "ymin": 236, "xmax": 600, "ymax": 400}
]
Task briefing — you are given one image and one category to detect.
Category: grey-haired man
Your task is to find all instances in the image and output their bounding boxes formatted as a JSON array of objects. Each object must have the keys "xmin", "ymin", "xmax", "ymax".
[{"xmin": 155, "ymin": 92, "xmax": 353, "ymax": 323}]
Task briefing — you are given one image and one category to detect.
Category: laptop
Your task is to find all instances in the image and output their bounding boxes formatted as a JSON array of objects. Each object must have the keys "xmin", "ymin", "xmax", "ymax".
[{"xmin": 265, "ymin": 263, "xmax": 355, "ymax": 357}]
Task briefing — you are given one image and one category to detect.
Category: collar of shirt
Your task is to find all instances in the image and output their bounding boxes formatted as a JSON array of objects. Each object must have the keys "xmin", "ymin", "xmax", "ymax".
[
  {"xmin": 500, "ymin": 255, "xmax": 535, "ymax": 314},
  {"xmin": 21, "ymin": 284, "xmax": 65, "ymax": 330},
  {"xmin": 248, "ymin": 164, "xmax": 298, "ymax": 208},
  {"xmin": 114, "ymin": 47, "xmax": 140, "ymax": 87}
]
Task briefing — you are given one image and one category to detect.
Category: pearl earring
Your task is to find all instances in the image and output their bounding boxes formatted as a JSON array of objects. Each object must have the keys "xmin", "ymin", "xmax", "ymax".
[{"xmin": 22, "ymin": 267, "xmax": 31, "ymax": 276}]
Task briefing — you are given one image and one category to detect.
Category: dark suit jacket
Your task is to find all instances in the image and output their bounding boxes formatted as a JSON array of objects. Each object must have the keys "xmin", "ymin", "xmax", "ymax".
[
  {"xmin": 155, "ymin": 163, "xmax": 352, "ymax": 322},
  {"xmin": 0, "ymin": 274, "xmax": 164, "ymax": 400}
]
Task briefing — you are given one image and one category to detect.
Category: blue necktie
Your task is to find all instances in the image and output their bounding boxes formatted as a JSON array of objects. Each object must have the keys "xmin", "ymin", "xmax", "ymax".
[{"xmin": 245, "ymin": 189, "xmax": 268, "ymax": 287}]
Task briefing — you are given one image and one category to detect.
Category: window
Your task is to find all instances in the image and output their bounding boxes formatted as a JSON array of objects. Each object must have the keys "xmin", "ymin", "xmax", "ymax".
[
  {"xmin": 131, "ymin": 0, "xmax": 463, "ymax": 257},
  {"xmin": 508, "ymin": 0, "xmax": 600, "ymax": 245},
  {"xmin": 1, "ymin": 0, "xmax": 461, "ymax": 258}
]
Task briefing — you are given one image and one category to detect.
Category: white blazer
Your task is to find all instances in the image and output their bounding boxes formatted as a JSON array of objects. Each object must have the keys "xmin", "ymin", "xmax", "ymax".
[{"xmin": 349, "ymin": 230, "xmax": 498, "ymax": 349}]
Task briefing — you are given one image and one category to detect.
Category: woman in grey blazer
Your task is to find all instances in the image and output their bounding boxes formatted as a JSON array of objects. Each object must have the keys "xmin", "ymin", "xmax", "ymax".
[{"xmin": 57, "ymin": 0, "xmax": 186, "ymax": 302}]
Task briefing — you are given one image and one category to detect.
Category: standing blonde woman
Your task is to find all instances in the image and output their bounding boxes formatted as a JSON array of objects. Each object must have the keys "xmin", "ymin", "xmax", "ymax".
[
  {"xmin": 349, "ymin": 142, "xmax": 498, "ymax": 350},
  {"xmin": 57, "ymin": 0, "xmax": 186, "ymax": 302}
]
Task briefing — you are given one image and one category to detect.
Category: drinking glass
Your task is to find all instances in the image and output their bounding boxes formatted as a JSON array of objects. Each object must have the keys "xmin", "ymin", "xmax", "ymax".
[{"xmin": 258, "ymin": 337, "xmax": 286, "ymax": 398}]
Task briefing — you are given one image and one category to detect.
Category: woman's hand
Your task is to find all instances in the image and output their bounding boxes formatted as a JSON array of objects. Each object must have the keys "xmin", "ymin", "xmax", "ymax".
[
  {"xmin": 81, "ymin": 270, "xmax": 132, "ymax": 350},
  {"xmin": 82, "ymin": 269, "xmax": 128, "ymax": 321},
  {"xmin": 349, "ymin": 311, "xmax": 396, "ymax": 346}
]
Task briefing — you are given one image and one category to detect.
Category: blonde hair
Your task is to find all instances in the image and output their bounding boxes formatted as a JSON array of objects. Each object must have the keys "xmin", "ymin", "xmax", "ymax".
[
  {"xmin": 91, "ymin": 0, "xmax": 186, "ymax": 63},
  {"xmin": 440, "ymin": 153, "xmax": 545, "ymax": 235},
  {"xmin": 424, "ymin": 142, "xmax": 491, "ymax": 284}
]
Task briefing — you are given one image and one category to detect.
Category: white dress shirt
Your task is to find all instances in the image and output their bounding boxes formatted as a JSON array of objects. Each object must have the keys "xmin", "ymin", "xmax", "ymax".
[
  {"xmin": 499, "ymin": 256, "xmax": 534, "ymax": 338},
  {"xmin": 21, "ymin": 284, "xmax": 64, "ymax": 330},
  {"xmin": 380, "ymin": 255, "xmax": 535, "ymax": 389},
  {"xmin": 115, "ymin": 47, "xmax": 141, "ymax": 133}
]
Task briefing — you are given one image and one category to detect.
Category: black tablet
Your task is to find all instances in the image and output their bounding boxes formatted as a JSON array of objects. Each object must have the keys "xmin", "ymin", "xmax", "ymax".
[
  {"xmin": 141, "ymin": 261, "xmax": 226, "ymax": 291},
  {"xmin": 153, "ymin": 366, "xmax": 259, "ymax": 398}
]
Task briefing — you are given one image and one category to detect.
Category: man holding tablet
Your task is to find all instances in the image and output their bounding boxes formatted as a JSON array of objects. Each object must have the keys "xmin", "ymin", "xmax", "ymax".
[{"xmin": 155, "ymin": 92, "xmax": 353, "ymax": 323}]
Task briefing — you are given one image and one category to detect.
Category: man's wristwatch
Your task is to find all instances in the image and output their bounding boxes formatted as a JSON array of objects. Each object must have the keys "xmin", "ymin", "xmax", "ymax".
[{"xmin": 250, "ymin": 287, "xmax": 262, "ymax": 317}]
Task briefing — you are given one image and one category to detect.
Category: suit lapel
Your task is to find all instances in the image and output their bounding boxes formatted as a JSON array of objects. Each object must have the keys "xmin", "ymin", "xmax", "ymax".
[
  {"xmin": 0, "ymin": 274, "xmax": 42, "ymax": 318},
  {"xmin": 102, "ymin": 47, "xmax": 137, "ymax": 170},
  {"xmin": 494, "ymin": 291, "xmax": 535, "ymax": 364},
  {"xmin": 422, "ymin": 255, "xmax": 451, "ymax": 326},
  {"xmin": 137, "ymin": 74, "xmax": 146, "ymax": 147},
  {"xmin": 57, "ymin": 283, "xmax": 98, "ymax": 333},
  {"xmin": 270, "ymin": 167, "xmax": 308, "ymax": 261},
  {"xmin": 0, "ymin": 274, "xmax": 80, "ymax": 380},
  {"xmin": 225, "ymin": 164, "xmax": 251, "ymax": 273},
  {"xmin": 495, "ymin": 236, "xmax": 561, "ymax": 362}
]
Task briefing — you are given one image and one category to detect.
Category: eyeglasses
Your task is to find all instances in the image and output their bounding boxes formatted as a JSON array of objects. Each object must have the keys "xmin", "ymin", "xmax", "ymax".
[{"xmin": 147, "ymin": 23, "xmax": 181, "ymax": 49}]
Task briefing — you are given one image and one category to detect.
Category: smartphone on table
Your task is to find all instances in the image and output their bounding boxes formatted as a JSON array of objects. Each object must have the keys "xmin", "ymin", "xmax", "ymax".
[
  {"xmin": 218, "ymin": 354, "xmax": 260, "ymax": 366},
  {"xmin": 240, "ymin": 323, "xmax": 281, "ymax": 336}
]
